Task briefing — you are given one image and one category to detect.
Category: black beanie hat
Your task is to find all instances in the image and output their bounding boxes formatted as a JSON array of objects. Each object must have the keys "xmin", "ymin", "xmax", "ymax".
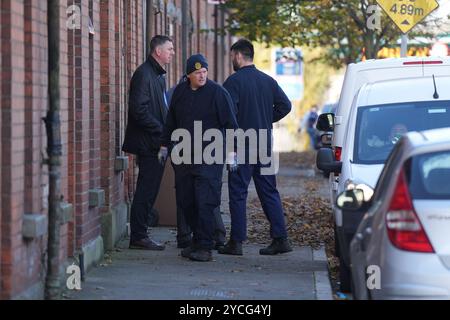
[{"xmin": 186, "ymin": 54, "xmax": 208, "ymax": 75}]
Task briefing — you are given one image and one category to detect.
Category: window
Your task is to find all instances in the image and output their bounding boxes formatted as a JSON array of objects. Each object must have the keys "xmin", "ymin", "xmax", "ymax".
[
  {"xmin": 408, "ymin": 151, "xmax": 450, "ymax": 200},
  {"xmin": 354, "ymin": 101, "xmax": 450, "ymax": 164}
]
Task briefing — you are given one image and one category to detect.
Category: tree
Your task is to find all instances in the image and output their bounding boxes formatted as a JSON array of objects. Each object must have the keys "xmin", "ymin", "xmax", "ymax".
[{"xmin": 225, "ymin": 0, "xmax": 439, "ymax": 68}]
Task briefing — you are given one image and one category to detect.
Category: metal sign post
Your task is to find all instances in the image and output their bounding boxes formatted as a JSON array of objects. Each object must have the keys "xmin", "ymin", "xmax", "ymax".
[
  {"xmin": 377, "ymin": 0, "xmax": 439, "ymax": 58},
  {"xmin": 401, "ymin": 34, "xmax": 408, "ymax": 57}
]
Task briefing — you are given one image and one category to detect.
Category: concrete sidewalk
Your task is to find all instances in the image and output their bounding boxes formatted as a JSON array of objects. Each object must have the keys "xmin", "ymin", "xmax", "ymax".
[
  {"xmin": 66, "ymin": 227, "xmax": 331, "ymax": 300},
  {"xmin": 66, "ymin": 151, "xmax": 333, "ymax": 300}
]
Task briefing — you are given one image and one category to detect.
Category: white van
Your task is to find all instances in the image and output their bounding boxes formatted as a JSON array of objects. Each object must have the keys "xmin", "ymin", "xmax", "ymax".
[{"xmin": 316, "ymin": 56, "xmax": 450, "ymax": 292}]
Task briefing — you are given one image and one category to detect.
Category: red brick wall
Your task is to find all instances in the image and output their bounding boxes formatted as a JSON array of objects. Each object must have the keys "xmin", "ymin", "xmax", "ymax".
[
  {"xmin": 99, "ymin": 0, "xmax": 132, "ymax": 216},
  {"xmin": 0, "ymin": 0, "xmax": 234, "ymax": 299},
  {"xmin": 0, "ymin": 0, "xmax": 71, "ymax": 299},
  {"xmin": 0, "ymin": 0, "xmax": 3, "ymax": 296},
  {"xmin": 100, "ymin": 0, "xmax": 116, "ymax": 215},
  {"xmin": 70, "ymin": 0, "xmax": 93, "ymax": 250},
  {"xmin": 88, "ymin": 0, "xmax": 102, "ymax": 246},
  {"xmin": 1, "ymin": 1, "xmax": 25, "ymax": 299}
]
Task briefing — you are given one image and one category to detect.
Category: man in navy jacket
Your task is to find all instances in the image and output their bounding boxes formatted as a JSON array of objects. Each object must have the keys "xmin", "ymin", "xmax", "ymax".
[
  {"xmin": 219, "ymin": 39, "xmax": 293, "ymax": 256},
  {"xmin": 159, "ymin": 54, "xmax": 238, "ymax": 262}
]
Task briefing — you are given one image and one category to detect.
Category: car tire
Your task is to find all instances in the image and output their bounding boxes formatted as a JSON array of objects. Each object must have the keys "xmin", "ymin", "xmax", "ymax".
[
  {"xmin": 339, "ymin": 254, "xmax": 352, "ymax": 293},
  {"xmin": 351, "ymin": 276, "xmax": 357, "ymax": 300},
  {"xmin": 334, "ymin": 226, "xmax": 340, "ymax": 257}
]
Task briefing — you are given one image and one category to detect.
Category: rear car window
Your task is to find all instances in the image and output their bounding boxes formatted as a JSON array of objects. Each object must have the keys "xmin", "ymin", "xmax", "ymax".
[
  {"xmin": 354, "ymin": 101, "xmax": 450, "ymax": 164},
  {"xmin": 407, "ymin": 150, "xmax": 450, "ymax": 200}
]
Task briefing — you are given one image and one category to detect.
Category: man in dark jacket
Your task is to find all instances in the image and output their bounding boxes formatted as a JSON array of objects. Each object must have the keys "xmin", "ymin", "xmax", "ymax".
[
  {"xmin": 159, "ymin": 54, "xmax": 238, "ymax": 262},
  {"xmin": 122, "ymin": 35, "xmax": 174, "ymax": 251},
  {"xmin": 219, "ymin": 39, "xmax": 293, "ymax": 256},
  {"xmin": 167, "ymin": 76, "xmax": 227, "ymax": 250}
]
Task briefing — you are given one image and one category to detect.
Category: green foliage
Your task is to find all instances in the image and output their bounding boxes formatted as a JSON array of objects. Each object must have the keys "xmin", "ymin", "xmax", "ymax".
[{"xmin": 225, "ymin": 0, "xmax": 434, "ymax": 68}]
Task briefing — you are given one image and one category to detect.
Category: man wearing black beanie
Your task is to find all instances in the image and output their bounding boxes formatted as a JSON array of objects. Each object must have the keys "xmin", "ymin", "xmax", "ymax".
[{"xmin": 159, "ymin": 54, "xmax": 238, "ymax": 262}]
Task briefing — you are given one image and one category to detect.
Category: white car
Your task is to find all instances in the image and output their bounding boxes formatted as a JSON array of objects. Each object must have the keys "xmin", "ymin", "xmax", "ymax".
[
  {"xmin": 325, "ymin": 57, "xmax": 450, "ymax": 205},
  {"xmin": 317, "ymin": 69, "xmax": 450, "ymax": 292},
  {"xmin": 337, "ymin": 128, "xmax": 450, "ymax": 299}
]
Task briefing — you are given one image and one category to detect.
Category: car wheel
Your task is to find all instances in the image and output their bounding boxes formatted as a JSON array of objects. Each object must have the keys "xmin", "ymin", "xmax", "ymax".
[
  {"xmin": 351, "ymin": 276, "xmax": 357, "ymax": 300},
  {"xmin": 334, "ymin": 226, "xmax": 340, "ymax": 257}
]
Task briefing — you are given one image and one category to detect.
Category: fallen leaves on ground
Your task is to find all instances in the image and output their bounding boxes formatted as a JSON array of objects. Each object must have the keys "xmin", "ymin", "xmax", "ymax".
[
  {"xmin": 247, "ymin": 151, "xmax": 340, "ymax": 295},
  {"xmin": 247, "ymin": 194, "xmax": 333, "ymax": 250}
]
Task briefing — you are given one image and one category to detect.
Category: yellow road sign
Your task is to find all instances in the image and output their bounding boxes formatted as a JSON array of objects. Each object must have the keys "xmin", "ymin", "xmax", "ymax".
[{"xmin": 376, "ymin": 0, "xmax": 439, "ymax": 34}]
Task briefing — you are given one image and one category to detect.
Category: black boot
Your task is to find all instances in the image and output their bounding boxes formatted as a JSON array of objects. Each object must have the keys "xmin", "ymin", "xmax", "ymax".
[
  {"xmin": 129, "ymin": 237, "xmax": 165, "ymax": 251},
  {"xmin": 177, "ymin": 239, "xmax": 192, "ymax": 249},
  {"xmin": 218, "ymin": 239, "xmax": 243, "ymax": 256},
  {"xmin": 214, "ymin": 241, "xmax": 225, "ymax": 251},
  {"xmin": 189, "ymin": 249, "xmax": 213, "ymax": 262},
  {"xmin": 259, "ymin": 238, "xmax": 292, "ymax": 255},
  {"xmin": 181, "ymin": 241, "xmax": 198, "ymax": 258}
]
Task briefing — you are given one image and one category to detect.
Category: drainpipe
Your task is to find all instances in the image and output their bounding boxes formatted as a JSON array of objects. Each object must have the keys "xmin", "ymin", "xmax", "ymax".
[
  {"xmin": 44, "ymin": 0, "xmax": 63, "ymax": 300},
  {"xmin": 213, "ymin": 3, "xmax": 218, "ymax": 82},
  {"xmin": 181, "ymin": 0, "xmax": 188, "ymax": 72},
  {"xmin": 219, "ymin": 4, "xmax": 225, "ymax": 83},
  {"xmin": 146, "ymin": 0, "xmax": 154, "ymax": 57}
]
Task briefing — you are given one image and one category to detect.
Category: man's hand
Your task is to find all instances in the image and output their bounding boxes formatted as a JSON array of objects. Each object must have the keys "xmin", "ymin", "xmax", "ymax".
[
  {"xmin": 227, "ymin": 152, "xmax": 238, "ymax": 173},
  {"xmin": 158, "ymin": 147, "xmax": 168, "ymax": 166}
]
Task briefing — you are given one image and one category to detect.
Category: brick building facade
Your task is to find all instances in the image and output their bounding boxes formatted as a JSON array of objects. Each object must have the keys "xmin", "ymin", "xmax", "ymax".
[{"xmin": 0, "ymin": 0, "xmax": 234, "ymax": 300}]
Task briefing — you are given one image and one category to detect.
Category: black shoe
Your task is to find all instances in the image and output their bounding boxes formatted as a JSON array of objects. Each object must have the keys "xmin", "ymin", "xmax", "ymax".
[
  {"xmin": 218, "ymin": 240, "xmax": 243, "ymax": 256},
  {"xmin": 259, "ymin": 238, "xmax": 292, "ymax": 255},
  {"xmin": 177, "ymin": 240, "xmax": 192, "ymax": 249},
  {"xmin": 189, "ymin": 249, "xmax": 213, "ymax": 262},
  {"xmin": 214, "ymin": 241, "xmax": 225, "ymax": 251},
  {"xmin": 129, "ymin": 237, "xmax": 165, "ymax": 251},
  {"xmin": 181, "ymin": 245, "xmax": 196, "ymax": 258}
]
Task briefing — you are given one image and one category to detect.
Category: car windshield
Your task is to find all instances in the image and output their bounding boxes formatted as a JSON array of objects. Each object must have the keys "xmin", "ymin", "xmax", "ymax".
[
  {"xmin": 407, "ymin": 150, "xmax": 450, "ymax": 200},
  {"xmin": 354, "ymin": 101, "xmax": 450, "ymax": 164}
]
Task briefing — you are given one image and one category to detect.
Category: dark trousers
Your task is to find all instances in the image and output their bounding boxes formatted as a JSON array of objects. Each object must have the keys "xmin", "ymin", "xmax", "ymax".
[
  {"xmin": 130, "ymin": 154, "xmax": 165, "ymax": 242},
  {"xmin": 176, "ymin": 205, "xmax": 226, "ymax": 245},
  {"xmin": 228, "ymin": 163, "xmax": 287, "ymax": 242},
  {"xmin": 174, "ymin": 164, "xmax": 223, "ymax": 250}
]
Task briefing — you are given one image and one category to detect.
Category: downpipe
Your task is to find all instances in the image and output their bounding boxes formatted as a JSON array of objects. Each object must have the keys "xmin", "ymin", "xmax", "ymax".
[{"xmin": 44, "ymin": 0, "xmax": 63, "ymax": 300}]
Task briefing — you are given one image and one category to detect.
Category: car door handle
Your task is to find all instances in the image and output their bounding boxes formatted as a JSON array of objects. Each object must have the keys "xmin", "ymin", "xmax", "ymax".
[{"xmin": 355, "ymin": 233, "xmax": 366, "ymax": 251}]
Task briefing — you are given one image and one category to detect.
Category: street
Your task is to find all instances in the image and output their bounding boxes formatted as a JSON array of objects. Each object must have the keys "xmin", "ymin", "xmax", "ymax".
[{"xmin": 65, "ymin": 149, "xmax": 335, "ymax": 300}]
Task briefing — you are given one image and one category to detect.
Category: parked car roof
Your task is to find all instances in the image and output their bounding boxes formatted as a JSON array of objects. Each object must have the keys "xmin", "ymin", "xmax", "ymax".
[
  {"xmin": 407, "ymin": 127, "xmax": 450, "ymax": 149},
  {"xmin": 358, "ymin": 76, "xmax": 450, "ymax": 106}
]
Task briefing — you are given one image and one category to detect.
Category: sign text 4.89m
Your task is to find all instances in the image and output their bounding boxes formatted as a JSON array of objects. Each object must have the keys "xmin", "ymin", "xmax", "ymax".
[{"xmin": 377, "ymin": 0, "xmax": 439, "ymax": 34}]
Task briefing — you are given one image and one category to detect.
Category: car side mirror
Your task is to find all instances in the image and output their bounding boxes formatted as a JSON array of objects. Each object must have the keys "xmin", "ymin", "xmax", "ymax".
[
  {"xmin": 316, "ymin": 113, "xmax": 334, "ymax": 132},
  {"xmin": 320, "ymin": 133, "xmax": 333, "ymax": 147},
  {"xmin": 336, "ymin": 189, "xmax": 365, "ymax": 211},
  {"xmin": 317, "ymin": 148, "xmax": 342, "ymax": 174}
]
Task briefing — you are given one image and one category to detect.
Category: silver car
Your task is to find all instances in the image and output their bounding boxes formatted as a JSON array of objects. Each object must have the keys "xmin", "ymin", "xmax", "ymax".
[{"xmin": 336, "ymin": 127, "xmax": 450, "ymax": 300}]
